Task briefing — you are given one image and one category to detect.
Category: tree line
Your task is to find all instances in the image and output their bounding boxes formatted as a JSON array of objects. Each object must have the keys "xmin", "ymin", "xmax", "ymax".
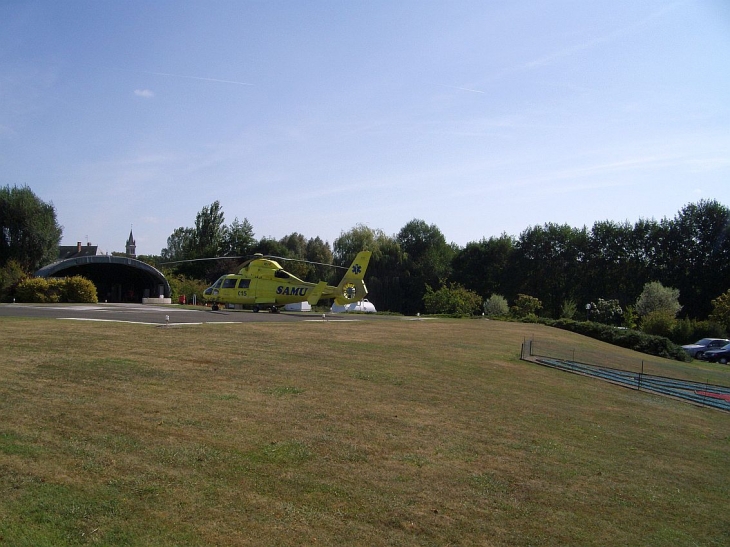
[{"xmin": 157, "ymin": 199, "xmax": 730, "ymax": 324}]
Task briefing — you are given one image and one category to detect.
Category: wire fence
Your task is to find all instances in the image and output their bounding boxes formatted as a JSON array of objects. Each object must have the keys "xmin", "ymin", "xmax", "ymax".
[{"xmin": 521, "ymin": 337, "xmax": 730, "ymax": 390}]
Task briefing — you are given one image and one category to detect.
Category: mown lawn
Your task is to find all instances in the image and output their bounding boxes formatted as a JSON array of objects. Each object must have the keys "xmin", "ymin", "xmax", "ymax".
[{"xmin": 1, "ymin": 317, "xmax": 729, "ymax": 546}]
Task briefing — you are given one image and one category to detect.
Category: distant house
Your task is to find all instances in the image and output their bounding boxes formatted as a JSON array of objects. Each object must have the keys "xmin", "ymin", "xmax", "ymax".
[{"xmin": 58, "ymin": 241, "xmax": 98, "ymax": 260}]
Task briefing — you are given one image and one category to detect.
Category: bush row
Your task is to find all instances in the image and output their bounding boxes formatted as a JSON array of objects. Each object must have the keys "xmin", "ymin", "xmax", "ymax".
[
  {"xmin": 15, "ymin": 276, "xmax": 98, "ymax": 303},
  {"xmin": 527, "ymin": 317, "xmax": 690, "ymax": 362}
]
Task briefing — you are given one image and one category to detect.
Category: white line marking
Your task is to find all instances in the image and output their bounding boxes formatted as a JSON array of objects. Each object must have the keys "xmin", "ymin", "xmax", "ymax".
[
  {"xmin": 59, "ymin": 318, "xmax": 162, "ymax": 325},
  {"xmin": 303, "ymin": 319, "xmax": 360, "ymax": 322},
  {"xmin": 58, "ymin": 318, "xmax": 240, "ymax": 326}
]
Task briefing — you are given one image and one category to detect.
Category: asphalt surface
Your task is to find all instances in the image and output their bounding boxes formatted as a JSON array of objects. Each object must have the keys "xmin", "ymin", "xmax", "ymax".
[{"xmin": 0, "ymin": 303, "xmax": 368, "ymax": 325}]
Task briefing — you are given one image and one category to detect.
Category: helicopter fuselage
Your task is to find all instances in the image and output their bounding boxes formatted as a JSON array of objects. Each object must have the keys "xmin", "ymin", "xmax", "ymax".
[{"xmin": 202, "ymin": 252, "xmax": 371, "ymax": 312}]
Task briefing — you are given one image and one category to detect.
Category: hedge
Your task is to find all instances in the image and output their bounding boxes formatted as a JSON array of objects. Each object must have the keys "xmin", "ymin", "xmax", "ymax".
[
  {"xmin": 15, "ymin": 276, "xmax": 98, "ymax": 303},
  {"xmin": 528, "ymin": 317, "xmax": 690, "ymax": 362}
]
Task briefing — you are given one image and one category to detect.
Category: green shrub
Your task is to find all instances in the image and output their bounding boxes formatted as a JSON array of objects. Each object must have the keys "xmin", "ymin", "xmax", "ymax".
[
  {"xmin": 484, "ymin": 294, "xmax": 509, "ymax": 318},
  {"xmin": 539, "ymin": 317, "xmax": 689, "ymax": 362},
  {"xmin": 423, "ymin": 283, "xmax": 482, "ymax": 316},
  {"xmin": 691, "ymin": 320, "xmax": 727, "ymax": 339},
  {"xmin": 168, "ymin": 274, "xmax": 209, "ymax": 303},
  {"xmin": 560, "ymin": 299, "xmax": 578, "ymax": 320},
  {"xmin": 63, "ymin": 276, "xmax": 98, "ymax": 303},
  {"xmin": 671, "ymin": 317, "xmax": 695, "ymax": 345},
  {"xmin": 640, "ymin": 310, "xmax": 676, "ymax": 338},
  {"xmin": 15, "ymin": 277, "xmax": 50, "ymax": 303},
  {"xmin": 635, "ymin": 281, "xmax": 681, "ymax": 317},
  {"xmin": 622, "ymin": 305, "xmax": 638, "ymax": 329},
  {"xmin": 588, "ymin": 298, "xmax": 623, "ymax": 325},
  {"xmin": 511, "ymin": 294, "xmax": 542, "ymax": 318},
  {"xmin": 15, "ymin": 276, "xmax": 97, "ymax": 303},
  {"xmin": 45, "ymin": 278, "xmax": 64, "ymax": 303}
]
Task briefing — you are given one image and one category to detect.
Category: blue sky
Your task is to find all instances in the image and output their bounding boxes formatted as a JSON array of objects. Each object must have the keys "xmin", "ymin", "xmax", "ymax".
[{"xmin": 1, "ymin": 1, "xmax": 728, "ymax": 256}]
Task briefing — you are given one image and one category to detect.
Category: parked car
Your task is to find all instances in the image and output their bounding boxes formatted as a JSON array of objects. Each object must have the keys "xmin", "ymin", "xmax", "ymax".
[
  {"xmin": 681, "ymin": 338, "xmax": 730, "ymax": 359},
  {"xmin": 703, "ymin": 343, "xmax": 730, "ymax": 365}
]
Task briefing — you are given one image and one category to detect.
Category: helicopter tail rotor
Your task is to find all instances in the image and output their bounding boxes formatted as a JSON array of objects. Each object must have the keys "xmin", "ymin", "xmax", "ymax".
[{"xmin": 334, "ymin": 251, "xmax": 372, "ymax": 305}]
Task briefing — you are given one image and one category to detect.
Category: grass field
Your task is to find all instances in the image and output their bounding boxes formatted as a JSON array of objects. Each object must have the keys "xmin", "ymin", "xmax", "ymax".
[{"xmin": 1, "ymin": 316, "xmax": 729, "ymax": 546}]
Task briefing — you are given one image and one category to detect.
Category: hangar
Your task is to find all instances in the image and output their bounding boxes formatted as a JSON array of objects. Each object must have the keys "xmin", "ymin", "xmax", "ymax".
[
  {"xmin": 35, "ymin": 255, "xmax": 171, "ymax": 303},
  {"xmin": 34, "ymin": 234, "xmax": 171, "ymax": 303}
]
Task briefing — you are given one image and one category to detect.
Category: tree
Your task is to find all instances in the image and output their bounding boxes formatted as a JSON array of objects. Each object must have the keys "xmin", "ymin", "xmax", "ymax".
[
  {"xmin": 513, "ymin": 223, "xmax": 588, "ymax": 318},
  {"xmin": 192, "ymin": 201, "xmax": 227, "ymax": 259},
  {"xmin": 0, "ymin": 260, "xmax": 26, "ymax": 301},
  {"xmin": 276, "ymin": 232, "xmax": 311, "ymax": 280},
  {"xmin": 334, "ymin": 224, "xmax": 385, "ymax": 264},
  {"xmin": 161, "ymin": 227, "xmax": 195, "ymax": 262},
  {"xmin": 0, "ymin": 185, "xmax": 63, "ymax": 272},
  {"xmin": 162, "ymin": 203, "xmax": 256, "ymax": 281},
  {"xmin": 584, "ymin": 220, "xmax": 654, "ymax": 306},
  {"xmin": 709, "ymin": 289, "xmax": 730, "ymax": 332},
  {"xmin": 252, "ymin": 237, "xmax": 290, "ymax": 258},
  {"xmin": 223, "ymin": 217, "xmax": 255, "ymax": 257},
  {"xmin": 334, "ymin": 225, "xmax": 405, "ymax": 312},
  {"xmin": 451, "ymin": 234, "xmax": 516, "ymax": 300},
  {"xmin": 397, "ymin": 219, "xmax": 454, "ymax": 315},
  {"xmin": 635, "ymin": 281, "xmax": 681, "ymax": 318},
  {"xmin": 305, "ymin": 236, "xmax": 334, "ymax": 283},
  {"xmin": 661, "ymin": 200, "xmax": 730, "ymax": 318}
]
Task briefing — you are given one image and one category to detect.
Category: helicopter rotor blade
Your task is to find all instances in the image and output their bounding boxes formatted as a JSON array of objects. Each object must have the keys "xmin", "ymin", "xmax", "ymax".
[
  {"xmin": 159, "ymin": 256, "xmax": 246, "ymax": 265},
  {"xmin": 266, "ymin": 256, "xmax": 348, "ymax": 270},
  {"xmin": 160, "ymin": 254, "xmax": 348, "ymax": 270}
]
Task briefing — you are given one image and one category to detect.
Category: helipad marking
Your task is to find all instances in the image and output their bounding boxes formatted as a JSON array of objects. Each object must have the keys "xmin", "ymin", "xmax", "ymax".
[
  {"xmin": 59, "ymin": 318, "xmax": 163, "ymax": 325},
  {"xmin": 304, "ymin": 319, "xmax": 360, "ymax": 322},
  {"xmin": 37, "ymin": 306, "xmax": 107, "ymax": 311},
  {"xmin": 57, "ymin": 318, "xmax": 235, "ymax": 326}
]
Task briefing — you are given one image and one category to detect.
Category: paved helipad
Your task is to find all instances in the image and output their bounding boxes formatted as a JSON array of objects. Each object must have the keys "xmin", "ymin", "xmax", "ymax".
[{"xmin": 0, "ymin": 303, "xmax": 368, "ymax": 325}]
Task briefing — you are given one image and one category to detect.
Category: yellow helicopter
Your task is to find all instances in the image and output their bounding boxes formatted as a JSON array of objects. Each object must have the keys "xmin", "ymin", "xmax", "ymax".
[{"xmin": 202, "ymin": 251, "xmax": 372, "ymax": 312}]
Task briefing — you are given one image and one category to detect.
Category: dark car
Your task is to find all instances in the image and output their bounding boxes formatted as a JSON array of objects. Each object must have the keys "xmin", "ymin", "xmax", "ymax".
[
  {"xmin": 704, "ymin": 343, "xmax": 730, "ymax": 365},
  {"xmin": 681, "ymin": 338, "xmax": 730, "ymax": 359}
]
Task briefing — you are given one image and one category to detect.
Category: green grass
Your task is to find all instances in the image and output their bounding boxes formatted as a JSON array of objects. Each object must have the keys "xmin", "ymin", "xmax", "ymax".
[{"xmin": 0, "ymin": 317, "xmax": 729, "ymax": 546}]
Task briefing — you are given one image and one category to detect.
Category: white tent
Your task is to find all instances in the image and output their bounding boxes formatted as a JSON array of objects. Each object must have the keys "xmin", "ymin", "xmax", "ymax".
[{"xmin": 284, "ymin": 302, "xmax": 312, "ymax": 312}]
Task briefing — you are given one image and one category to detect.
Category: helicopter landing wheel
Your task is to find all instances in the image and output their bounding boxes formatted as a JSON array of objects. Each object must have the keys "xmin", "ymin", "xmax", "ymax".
[
  {"xmin": 269, "ymin": 306, "xmax": 279, "ymax": 313},
  {"xmin": 211, "ymin": 303, "xmax": 219, "ymax": 311},
  {"xmin": 252, "ymin": 305, "xmax": 260, "ymax": 313}
]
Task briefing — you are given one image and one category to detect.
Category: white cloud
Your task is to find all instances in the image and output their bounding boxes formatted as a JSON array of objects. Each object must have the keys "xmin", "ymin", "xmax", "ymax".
[{"xmin": 134, "ymin": 89, "xmax": 154, "ymax": 98}]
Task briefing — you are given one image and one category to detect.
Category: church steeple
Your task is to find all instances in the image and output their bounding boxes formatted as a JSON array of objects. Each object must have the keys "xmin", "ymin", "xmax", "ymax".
[{"xmin": 126, "ymin": 228, "xmax": 136, "ymax": 258}]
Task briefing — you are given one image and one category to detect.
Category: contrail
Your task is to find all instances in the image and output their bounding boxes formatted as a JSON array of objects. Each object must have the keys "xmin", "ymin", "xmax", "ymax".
[
  {"xmin": 439, "ymin": 84, "xmax": 485, "ymax": 94},
  {"xmin": 139, "ymin": 70, "xmax": 254, "ymax": 86}
]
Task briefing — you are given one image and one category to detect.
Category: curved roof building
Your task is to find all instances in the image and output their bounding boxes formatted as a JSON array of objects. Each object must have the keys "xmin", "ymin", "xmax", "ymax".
[{"xmin": 35, "ymin": 255, "xmax": 170, "ymax": 302}]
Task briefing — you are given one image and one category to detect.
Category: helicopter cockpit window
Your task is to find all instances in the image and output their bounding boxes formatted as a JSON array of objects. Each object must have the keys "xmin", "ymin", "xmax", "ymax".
[
  {"xmin": 274, "ymin": 270, "xmax": 290, "ymax": 279},
  {"xmin": 212, "ymin": 278, "xmax": 224, "ymax": 289},
  {"xmin": 222, "ymin": 278, "xmax": 237, "ymax": 289},
  {"xmin": 238, "ymin": 279, "xmax": 251, "ymax": 289}
]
